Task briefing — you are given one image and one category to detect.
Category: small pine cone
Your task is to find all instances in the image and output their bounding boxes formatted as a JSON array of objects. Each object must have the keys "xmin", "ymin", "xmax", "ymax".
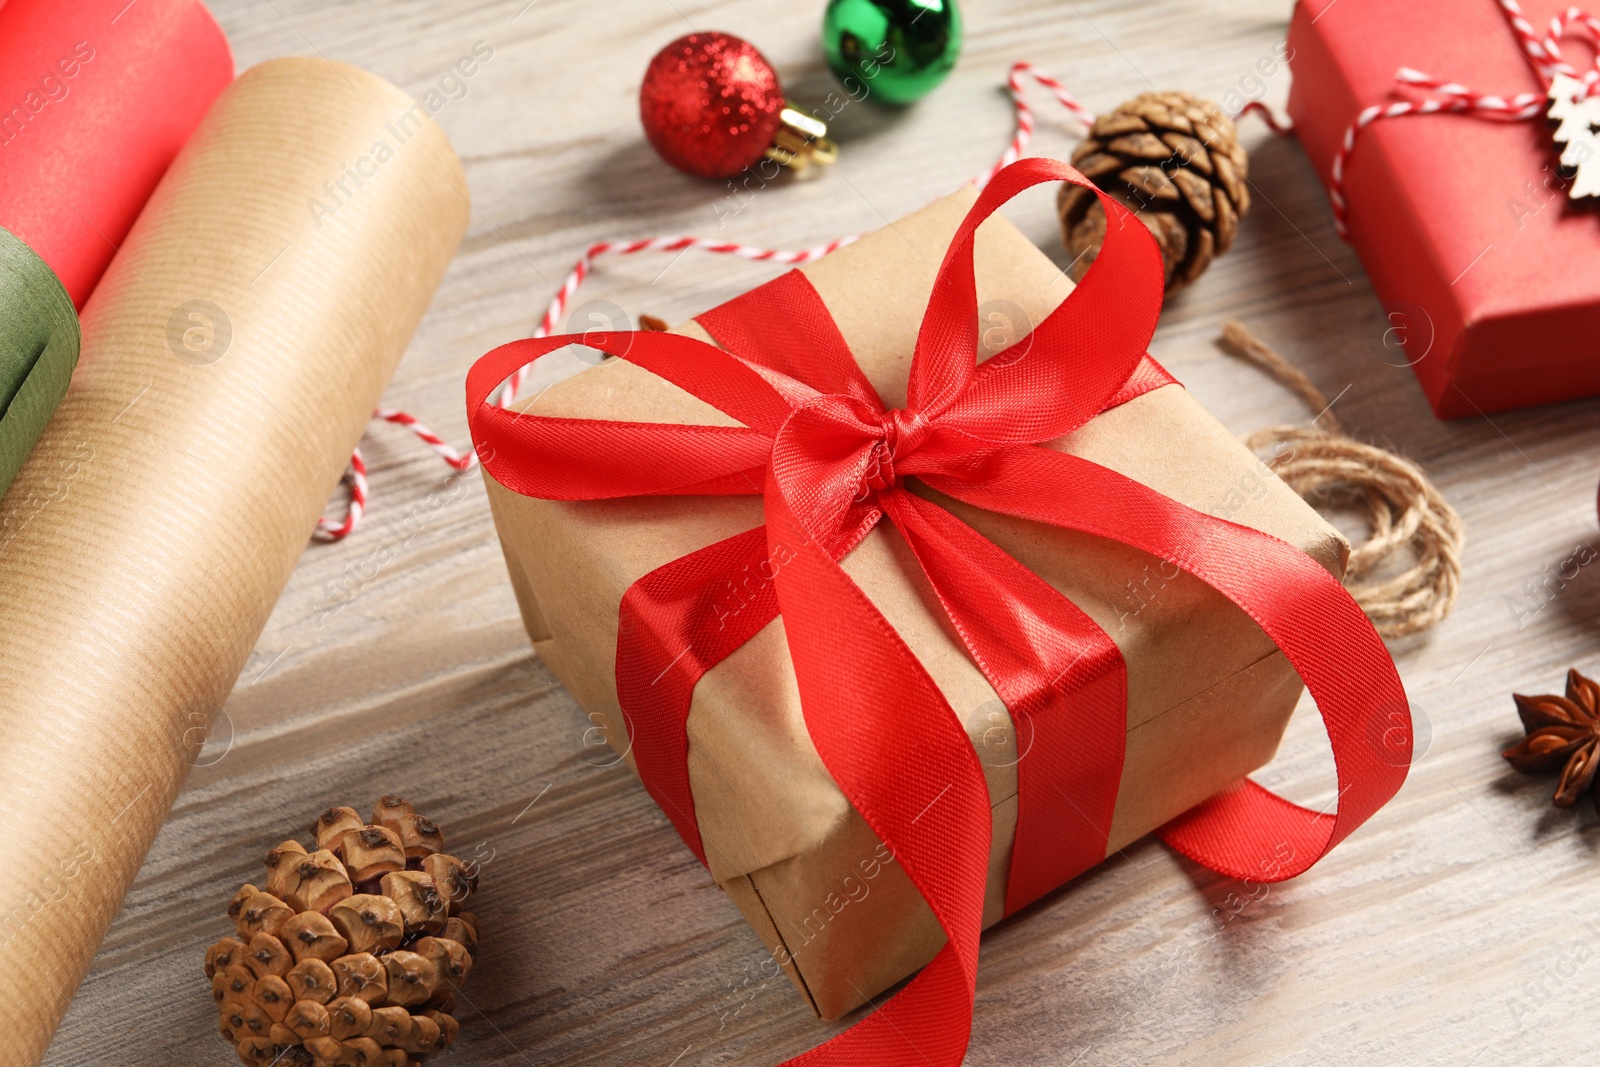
[
  {"xmin": 1058, "ymin": 90, "xmax": 1250, "ymax": 290},
  {"xmin": 208, "ymin": 798, "xmax": 476, "ymax": 1064}
]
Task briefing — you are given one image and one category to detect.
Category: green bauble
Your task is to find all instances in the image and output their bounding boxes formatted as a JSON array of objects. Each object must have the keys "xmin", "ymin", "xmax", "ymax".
[{"xmin": 822, "ymin": 0, "xmax": 962, "ymax": 105}]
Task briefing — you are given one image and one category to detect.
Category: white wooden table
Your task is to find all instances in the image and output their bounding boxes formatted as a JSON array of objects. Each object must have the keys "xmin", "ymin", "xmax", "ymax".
[{"xmin": 41, "ymin": 1, "xmax": 1600, "ymax": 1063}]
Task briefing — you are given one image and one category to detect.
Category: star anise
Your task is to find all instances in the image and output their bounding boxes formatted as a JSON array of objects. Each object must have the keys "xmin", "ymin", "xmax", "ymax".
[{"xmin": 1504, "ymin": 668, "xmax": 1600, "ymax": 809}]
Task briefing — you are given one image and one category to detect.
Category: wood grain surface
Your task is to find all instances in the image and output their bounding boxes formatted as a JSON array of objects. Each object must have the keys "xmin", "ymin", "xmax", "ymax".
[{"xmin": 40, "ymin": 1, "xmax": 1600, "ymax": 1064}]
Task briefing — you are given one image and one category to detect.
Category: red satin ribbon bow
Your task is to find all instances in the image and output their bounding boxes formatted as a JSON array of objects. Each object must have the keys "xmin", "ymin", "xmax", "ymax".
[{"xmin": 467, "ymin": 157, "xmax": 1410, "ymax": 1066}]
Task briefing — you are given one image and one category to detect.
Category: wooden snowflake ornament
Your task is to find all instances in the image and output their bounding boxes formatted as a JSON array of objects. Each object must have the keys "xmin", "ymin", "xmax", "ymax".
[{"xmin": 1547, "ymin": 72, "xmax": 1600, "ymax": 199}]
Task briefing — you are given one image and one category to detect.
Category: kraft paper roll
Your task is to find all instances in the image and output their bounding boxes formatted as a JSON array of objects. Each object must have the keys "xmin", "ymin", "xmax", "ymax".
[
  {"xmin": 0, "ymin": 57, "xmax": 468, "ymax": 1066},
  {"xmin": 0, "ymin": 227, "xmax": 78, "ymax": 499},
  {"xmin": 0, "ymin": 0, "xmax": 232, "ymax": 307}
]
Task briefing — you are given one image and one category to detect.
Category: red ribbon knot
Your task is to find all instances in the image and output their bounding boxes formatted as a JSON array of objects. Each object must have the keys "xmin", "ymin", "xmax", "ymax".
[{"xmin": 860, "ymin": 435, "xmax": 896, "ymax": 494}]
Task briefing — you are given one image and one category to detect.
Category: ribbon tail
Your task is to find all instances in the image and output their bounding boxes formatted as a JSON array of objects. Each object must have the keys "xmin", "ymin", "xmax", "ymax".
[
  {"xmin": 880, "ymin": 487, "xmax": 1126, "ymax": 915},
  {"xmin": 616, "ymin": 526, "xmax": 780, "ymax": 866},
  {"xmin": 785, "ymin": 946, "xmax": 973, "ymax": 1066},
  {"xmin": 926, "ymin": 446, "xmax": 1410, "ymax": 883},
  {"xmin": 764, "ymin": 483, "xmax": 989, "ymax": 1067}
]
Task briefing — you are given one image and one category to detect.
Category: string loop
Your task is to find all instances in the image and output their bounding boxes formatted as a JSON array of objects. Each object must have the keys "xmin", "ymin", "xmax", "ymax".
[{"xmin": 1218, "ymin": 321, "xmax": 1463, "ymax": 637}]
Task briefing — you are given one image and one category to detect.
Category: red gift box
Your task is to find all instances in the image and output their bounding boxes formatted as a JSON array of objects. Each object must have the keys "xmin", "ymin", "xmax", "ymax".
[{"xmin": 1287, "ymin": 0, "xmax": 1600, "ymax": 418}]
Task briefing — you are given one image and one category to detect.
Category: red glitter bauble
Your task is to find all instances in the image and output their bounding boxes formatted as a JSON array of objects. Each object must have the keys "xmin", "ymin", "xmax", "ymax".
[{"xmin": 640, "ymin": 32, "xmax": 784, "ymax": 180}]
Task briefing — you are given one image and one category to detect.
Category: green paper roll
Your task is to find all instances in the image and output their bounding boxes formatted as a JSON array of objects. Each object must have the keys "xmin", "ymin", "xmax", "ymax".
[{"xmin": 0, "ymin": 227, "xmax": 78, "ymax": 502}]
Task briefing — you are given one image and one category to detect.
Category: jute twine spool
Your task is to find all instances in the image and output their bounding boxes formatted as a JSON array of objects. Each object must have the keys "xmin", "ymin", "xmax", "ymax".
[{"xmin": 1218, "ymin": 321, "xmax": 1464, "ymax": 638}]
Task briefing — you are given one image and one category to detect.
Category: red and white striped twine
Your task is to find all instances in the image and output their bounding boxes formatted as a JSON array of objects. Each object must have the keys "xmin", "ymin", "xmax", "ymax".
[
  {"xmin": 1503, "ymin": 0, "xmax": 1600, "ymax": 85},
  {"xmin": 314, "ymin": 448, "xmax": 367, "ymax": 542},
  {"xmin": 1327, "ymin": 0, "xmax": 1600, "ymax": 236},
  {"xmin": 503, "ymin": 233, "xmax": 862, "ymax": 405},
  {"xmin": 975, "ymin": 62, "xmax": 1100, "ymax": 188},
  {"xmin": 316, "ymin": 61, "xmax": 1290, "ymax": 541},
  {"xmin": 313, "ymin": 410, "xmax": 475, "ymax": 542},
  {"xmin": 1236, "ymin": 99, "xmax": 1294, "ymax": 135}
]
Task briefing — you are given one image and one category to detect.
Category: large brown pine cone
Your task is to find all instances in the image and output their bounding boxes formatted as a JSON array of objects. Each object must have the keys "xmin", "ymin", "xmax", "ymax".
[
  {"xmin": 1057, "ymin": 90, "xmax": 1250, "ymax": 290},
  {"xmin": 206, "ymin": 796, "xmax": 478, "ymax": 1067}
]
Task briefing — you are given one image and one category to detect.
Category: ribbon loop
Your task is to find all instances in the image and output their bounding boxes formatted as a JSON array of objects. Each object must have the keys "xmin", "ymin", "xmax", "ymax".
[{"xmin": 909, "ymin": 158, "xmax": 1165, "ymax": 445}]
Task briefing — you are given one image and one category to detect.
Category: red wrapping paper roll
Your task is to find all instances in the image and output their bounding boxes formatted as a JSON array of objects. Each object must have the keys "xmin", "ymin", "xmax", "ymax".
[{"xmin": 0, "ymin": 0, "xmax": 232, "ymax": 307}]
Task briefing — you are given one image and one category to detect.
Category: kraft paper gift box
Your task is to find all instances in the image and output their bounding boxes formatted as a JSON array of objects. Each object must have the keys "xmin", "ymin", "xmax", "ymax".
[
  {"xmin": 483, "ymin": 186, "xmax": 1347, "ymax": 1018},
  {"xmin": 1287, "ymin": 0, "xmax": 1600, "ymax": 418}
]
